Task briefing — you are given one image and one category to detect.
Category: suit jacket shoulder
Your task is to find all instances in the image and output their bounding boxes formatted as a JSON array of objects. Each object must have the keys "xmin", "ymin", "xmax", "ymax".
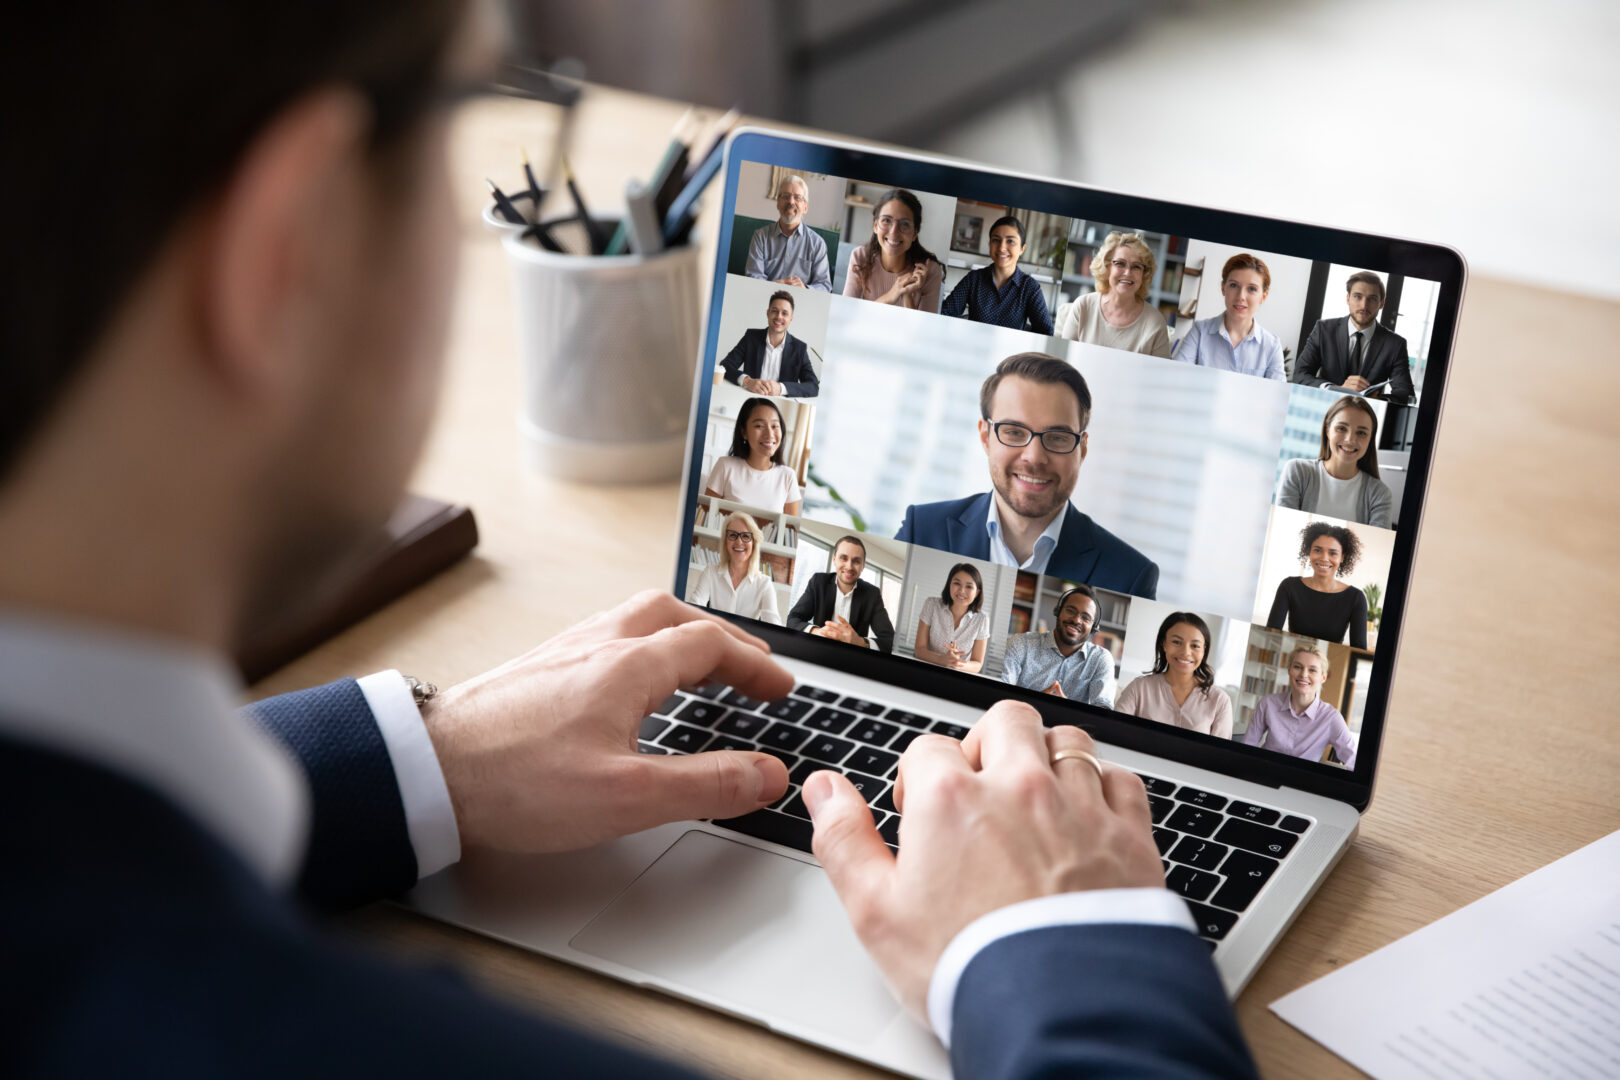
[{"xmin": 1052, "ymin": 507, "xmax": 1160, "ymax": 599}]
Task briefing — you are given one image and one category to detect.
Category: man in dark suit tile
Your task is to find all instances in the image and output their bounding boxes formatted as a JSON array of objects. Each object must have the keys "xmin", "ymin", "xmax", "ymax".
[
  {"xmin": 719, "ymin": 290, "xmax": 819, "ymax": 397},
  {"xmin": 785, "ymin": 535, "xmax": 895, "ymax": 653},
  {"xmin": 1293, "ymin": 270, "xmax": 1416, "ymax": 403},
  {"xmin": 896, "ymin": 353, "xmax": 1160, "ymax": 598}
]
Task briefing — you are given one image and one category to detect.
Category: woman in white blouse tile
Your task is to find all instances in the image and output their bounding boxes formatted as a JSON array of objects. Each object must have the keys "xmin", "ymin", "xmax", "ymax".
[
  {"xmin": 912, "ymin": 563, "xmax": 990, "ymax": 673},
  {"xmin": 689, "ymin": 511, "xmax": 782, "ymax": 624},
  {"xmin": 703, "ymin": 397, "xmax": 802, "ymax": 516}
]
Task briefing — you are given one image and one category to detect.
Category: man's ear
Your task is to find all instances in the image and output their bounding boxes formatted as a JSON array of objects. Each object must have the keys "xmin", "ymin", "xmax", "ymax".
[
  {"xmin": 193, "ymin": 88, "xmax": 370, "ymax": 403},
  {"xmin": 978, "ymin": 418, "xmax": 991, "ymax": 456}
]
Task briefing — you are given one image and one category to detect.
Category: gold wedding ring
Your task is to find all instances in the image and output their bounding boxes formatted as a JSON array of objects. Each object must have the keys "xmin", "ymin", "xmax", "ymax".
[{"xmin": 1050, "ymin": 749, "xmax": 1104, "ymax": 781}]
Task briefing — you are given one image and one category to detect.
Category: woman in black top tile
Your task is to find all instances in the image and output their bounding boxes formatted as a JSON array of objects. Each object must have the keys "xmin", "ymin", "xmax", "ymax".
[{"xmin": 1265, "ymin": 522, "xmax": 1369, "ymax": 649}]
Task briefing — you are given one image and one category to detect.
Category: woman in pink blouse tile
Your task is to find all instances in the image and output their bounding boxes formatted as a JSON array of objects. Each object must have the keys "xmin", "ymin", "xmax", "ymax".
[
  {"xmin": 842, "ymin": 188, "xmax": 943, "ymax": 312},
  {"xmin": 1115, "ymin": 612, "xmax": 1233, "ymax": 739}
]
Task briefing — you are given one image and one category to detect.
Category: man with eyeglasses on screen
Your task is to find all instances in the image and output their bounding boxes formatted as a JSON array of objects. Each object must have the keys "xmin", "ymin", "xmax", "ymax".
[
  {"xmin": 745, "ymin": 175, "xmax": 832, "ymax": 291},
  {"xmin": 897, "ymin": 353, "xmax": 1160, "ymax": 598}
]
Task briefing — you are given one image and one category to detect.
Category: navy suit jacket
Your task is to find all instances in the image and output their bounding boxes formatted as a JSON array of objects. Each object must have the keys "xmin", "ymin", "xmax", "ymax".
[
  {"xmin": 1292, "ymin": 315, "xmax": 1415, "ymax": 404},
  {"xmin": 3, "ymin": 677, "xmax": 1252, "ymax": 1078},
  {"xmin": 897, "ymin": 492, "xmax": 1160, "ymax": 599},
  {"xmin": 719, "ymin": 328, "xmax": 819, "ymax": 397}
]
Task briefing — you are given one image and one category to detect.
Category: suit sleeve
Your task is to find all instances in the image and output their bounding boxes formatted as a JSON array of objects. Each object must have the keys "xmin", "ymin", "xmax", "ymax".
[
  {"xmin": 950, "ymin": 924, "xmax": 1259, "ymax": 1080},
  {"xmin": 785, "ymin": 578, "xmax": 819, "ymax": 632},
  {"xmin": 778, "ymin": 340, "xmax": 819, "ymax": 398},
  {"xmin": 718, "ymin": 333, "xmax": 749, "ymax": 385},
  {"xmin": 1293, "ymin": 321, "xmax": 1329, "ymax": 387},
  {"xmin": 895, "ymin": 504, "xmax": 916, "ymax": 543},
  {"xmin": 1131, "ymin": 558, "xmax": 1160, "ymax": 601},
  {"xmin": 242, "ymin": 679, "xmax": 417, "ymax": 910},
  {"xmin": 866, "ymin": 590, "xmax": 896, "ymax": 655},
  {"xmin": 1384, "ymin": 334, "xmax": 1416, "ymax": 404}
]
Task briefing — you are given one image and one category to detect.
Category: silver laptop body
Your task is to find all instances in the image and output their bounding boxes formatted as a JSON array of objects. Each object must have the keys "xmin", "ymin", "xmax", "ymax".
[{"xmin": 407, "ymin": 129, "xmax": 1466, "ymax": 1080}]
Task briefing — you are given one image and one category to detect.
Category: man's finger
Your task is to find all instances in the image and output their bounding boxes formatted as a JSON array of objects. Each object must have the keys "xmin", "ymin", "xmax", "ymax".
[
  {"xmin": 621, "ymin": 750, "xmax": 787, "ymax": 830},
  {"xmin": 892, "ymin": 732, "xmax": 974, "ymax": 815},
  {"xmin": 628, "ymin": 619, "xmax": 794, "ymax": 703},
  {"xmin": 959, "ymin": 700, "xmax": 1047, "ymax": 774},
  {"xmin": 805, "ymin": 771, "xmax": 893, "ymax": 931},
  {"xmin": 1099, "ymin": 765, "xmax": 1152, "ymax": 828}
]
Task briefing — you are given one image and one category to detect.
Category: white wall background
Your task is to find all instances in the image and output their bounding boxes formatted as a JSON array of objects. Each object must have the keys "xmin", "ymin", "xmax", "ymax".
[
  {"xmin": 714, "ymin": 273, "xmax": 832, "ymax": 376},
  {"xmin": 1250, "ymin": 505, "xmax": 1397, "ymax": 642},
  {"xmin": 1177, "ymin": 241, "xmax": 1314, "ymax": 362},
  {"xmin": 931, "ymin": 0, "xmax": 1620, "ymax": 301},
  {"xmin": 733, "ymin": 160, "xmax": 845, "ymax": 231},
  {"xmin": 892, "ymin": 546, "xmax": 1017, "ymax": 679}
]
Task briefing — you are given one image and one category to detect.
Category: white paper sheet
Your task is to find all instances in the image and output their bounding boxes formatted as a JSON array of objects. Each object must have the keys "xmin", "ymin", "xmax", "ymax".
[{"xmin": 1272, "ymin": 829, "xmax": 1620, "ymax": 1080}]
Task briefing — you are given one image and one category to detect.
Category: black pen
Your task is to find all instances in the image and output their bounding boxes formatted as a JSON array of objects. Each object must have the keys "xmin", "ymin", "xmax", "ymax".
[
  {"xmin": 561, "ymin": 158, "xmax": 609, "ymax": 254},
  {"xmin": 486, "ymin": 178, "xmax": 525, "ymax": 225},
  {"xmin": 520, "ymin": 148, "xmax": 543, "ymax": 203},
  {"xmin": 522, "ymin": 220, "xmax": 566, "ymax": 254}
]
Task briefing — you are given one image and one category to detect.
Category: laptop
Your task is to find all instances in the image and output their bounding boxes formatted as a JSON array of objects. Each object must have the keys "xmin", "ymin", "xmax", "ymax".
[{"xmin": 407, "ymin": 128, "xmax": 1466, "ymax": 1079}]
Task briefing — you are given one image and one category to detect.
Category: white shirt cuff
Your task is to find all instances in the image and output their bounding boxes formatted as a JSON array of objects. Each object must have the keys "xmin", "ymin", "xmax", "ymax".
[
  {"xmin": 925, "ymin": 887, "xmax": 1197, "ymax": 1047},
  {"xmin": 356, "ymin": 670, "xmax": 461, "ymax": 877}
]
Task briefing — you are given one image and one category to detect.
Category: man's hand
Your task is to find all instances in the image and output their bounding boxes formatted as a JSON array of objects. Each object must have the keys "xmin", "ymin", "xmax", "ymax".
[
  {"xmin": 1339, "ymin": 375, "xmax": 1370, "ymax": 392},
  {"xmin": 1042, "ymin": 679, "xmax": 1067, "ymax": 698},
  {"xmin": 740, "ymin": 376, "xmax": 786, "ymax": 396},
  {"xmin": 774, "ymin": 276, "xmax": 806, "ymax": 288},
  {"xmin": 423, "ymin": 590, "xmax": 793, "ymax": 853},
  {"xmin": 805, "ymin": 703, "xmax": 1162, "ymax": 1021}
]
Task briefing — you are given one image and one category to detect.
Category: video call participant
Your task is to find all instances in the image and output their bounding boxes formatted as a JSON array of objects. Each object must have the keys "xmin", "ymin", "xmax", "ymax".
[
  {"xmin": 1243, "ymin": 645, "xmax": 1358, "ymax": 768},
  {"xmin": 940, "ymin": 216, "xmax": 1055, "ymax": 333},
  {"xmin": 745, "ymin": 174, "xmax": 831, "ymax": 291},
  {"xmin": 843, "ymin": 188, "xmax": 944, "ymax": 312},
  {"xmin": 1171, "ymin": 253, "xmax": 1285, "ymax": 382},
  {"xmin": 1, "ymin": 3, "xmax": 1259, "ymax": 1077},
  {"xmin": 1293, "ymin": 270, "xmax": 1414, "ymax": 404},
  {"xmin": 702, "ymin": 397, "xmax": 803, "ymax": 515},
  {"xmin": 1055, "ymin": 231, "xmax": 1172, "ymax": 358},
  {"xmin": 785, "ymin": 535, "xmax": 895, "ymax": 653},
  {"xmin": 1000, "ymin": 586, "xmax": 1115, "ymax": 705},
  {"xmin": 1265, "ymin": 522, "xmax": 1369, "ymax": 649},
  {"xmin": 719, "ymin": 290, "xmax": 819, "ymax": 398},
  {"xmin": 896, "ymin": 353, "xmax": 1160, "ymax": 597},
  {"xmin": 912, "ymin": 562, "xmax": 991, "ymax": 673},
  {"xmin": 1114, "ymin": 613, "xmax": 1232, "ymax": 738},
  {"xmin": 689, "ymin": 512, "xmax": 783, "ymax": 624},
  {"xmin": 1277, "ymin": 396, "xmax": 1394, "ymax": 528}
]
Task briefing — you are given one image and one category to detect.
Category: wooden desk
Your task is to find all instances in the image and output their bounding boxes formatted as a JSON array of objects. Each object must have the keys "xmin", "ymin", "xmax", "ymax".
[{"xmin": 252, "ymin": 89, "xmax": 1620, "ymax": 1078}]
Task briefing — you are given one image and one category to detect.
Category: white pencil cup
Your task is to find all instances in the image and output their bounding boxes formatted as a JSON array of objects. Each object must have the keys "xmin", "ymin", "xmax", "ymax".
[{"xmin": 502, "ymin": 223, "xmax": 702, "ymax": 483}]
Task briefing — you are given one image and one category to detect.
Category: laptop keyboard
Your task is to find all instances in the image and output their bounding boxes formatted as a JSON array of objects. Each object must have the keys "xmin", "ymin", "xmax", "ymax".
[{"xmin": 638, "ymin": 683, "xmax": 1313, "ymax": 949}]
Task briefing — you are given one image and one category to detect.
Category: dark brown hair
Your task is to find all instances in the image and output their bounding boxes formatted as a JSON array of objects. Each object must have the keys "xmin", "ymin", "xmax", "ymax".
[
  {"xmin": 0, "ymin": 0, "xmax": 464, "ymax": 482},
  {"xmin": 768, "ymin": 290, "xmax": 795, "ymax": 311},
  {"xmin": 1149, "ymin": 612, "xmax": 1215, "ymax": 692},
  {"xmin": 1298, "ymin": 522, "xmax": 1362, "ymax": 576},
  {"xmin": 1318, "ymin": 396, "xmax": 1381, "ymax": 478},
  {"xmin": 862, "ymin": 188, "xmax": 939, "ymax": 272},
  {"xmin": 1345, "ymin": 270, "xmax": 1386, "ymax": 303},
  {"xmin": 979, "ymin": 353, "xmax": 1092, "ymax": 431},
  {"xmin": 940, "ymin": 563, "xmax": 985, "ymax": 613},
  {"xmin": 729, "ymin": 398, "xmax": 787, "ymax": 463}
]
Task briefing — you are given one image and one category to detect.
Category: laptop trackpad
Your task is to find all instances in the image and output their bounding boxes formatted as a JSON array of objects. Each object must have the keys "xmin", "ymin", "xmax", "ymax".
[{"xmin": 570, "ymin": 829, "xmax": 901, "ymax": 1044}]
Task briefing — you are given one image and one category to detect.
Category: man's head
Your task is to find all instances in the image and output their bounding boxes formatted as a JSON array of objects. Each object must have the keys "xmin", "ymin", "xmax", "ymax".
[
  {"xmin": 1288, "ymin": 646, "xmax": 1329, "ymax": 702},
  {"xmin": 1052, "ymin": 586, "xmax": 1098, "ymax": 648},
  {"xmin": 766, "ymin": 290, "xmax": 795, "ymax": 337},
  {"xmin": 0, "ymin": 0, "xmax": 481, "ymax": 646},
  {"xmin": 1345, "ymin": 271, "xmax": 1386, "ymax": 330},
  {"xmin": 831, "ymin": 536, "xmax": 867, "ymax": 589},
  {"xmin": 977, "ymin": 353, "xmax": 1091, "ymax": 525},
  {"xmin": 775, "ymin": 176, "xmax": 809, "ymax": 229}
]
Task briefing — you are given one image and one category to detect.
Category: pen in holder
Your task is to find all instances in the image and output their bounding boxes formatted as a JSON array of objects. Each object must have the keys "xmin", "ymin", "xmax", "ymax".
[{"xmin": 503, "ymin": 217, "xmax": 701, "ymax": 483}]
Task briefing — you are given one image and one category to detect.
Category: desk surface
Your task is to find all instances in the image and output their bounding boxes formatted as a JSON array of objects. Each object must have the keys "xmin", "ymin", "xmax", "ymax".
[{"xmin": 252, "ymin": 88, "xmax": 1620, "ymax": 1079}]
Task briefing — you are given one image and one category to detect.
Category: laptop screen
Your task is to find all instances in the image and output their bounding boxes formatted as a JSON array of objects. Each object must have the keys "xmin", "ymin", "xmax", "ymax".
[{"xmin": 677, "ymin": 132, "xmax": 1462, "ymax": 793}]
